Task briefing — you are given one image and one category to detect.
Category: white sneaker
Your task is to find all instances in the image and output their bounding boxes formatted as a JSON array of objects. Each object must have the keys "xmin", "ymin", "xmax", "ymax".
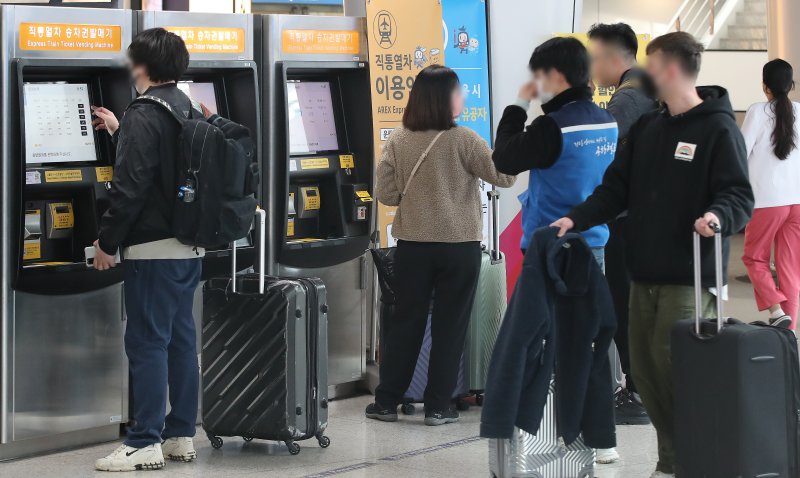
[
  {"xmin": 650, "ymin": 472, "xmax": 675, "ymax": 478},
  {"xmin": 161, "ymin": 437, "xmax": 197, "ymax": 462},
  {"xmin": 595, "ymin": 447, "xmax": 620, "ymax": 464},
  {"xmin": 95, "ymin": 443, "xmax": 165, "ymax": 472}
]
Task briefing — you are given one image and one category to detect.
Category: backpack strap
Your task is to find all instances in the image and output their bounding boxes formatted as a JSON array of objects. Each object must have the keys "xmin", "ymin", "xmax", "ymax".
[{"xmin": 130, "ymin": 94, "xmax": 202, "ymax": 122}]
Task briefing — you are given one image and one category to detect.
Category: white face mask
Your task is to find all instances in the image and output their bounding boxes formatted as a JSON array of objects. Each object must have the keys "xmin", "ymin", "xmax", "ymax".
[{"xmin": 536, "ymin": 77, "xmax": 555, "ymax": 104}]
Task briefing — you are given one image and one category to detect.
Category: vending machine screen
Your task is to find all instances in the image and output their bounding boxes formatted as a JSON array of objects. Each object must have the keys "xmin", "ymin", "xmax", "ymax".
[{"xmin": 287, "ymin": 80, "xmax": 340, "ymax": 155}]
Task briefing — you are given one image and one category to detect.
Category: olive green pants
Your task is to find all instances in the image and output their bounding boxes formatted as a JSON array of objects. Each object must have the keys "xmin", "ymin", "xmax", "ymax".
[{"xmin": 629, "ymin": 282, "xmax": 715, "ymax": 474}]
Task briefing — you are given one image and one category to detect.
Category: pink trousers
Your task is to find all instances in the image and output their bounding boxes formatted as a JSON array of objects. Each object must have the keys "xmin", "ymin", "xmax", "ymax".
[{"xmin": 742, "ymin": 205, "xmax": 800, "ymax": 328}]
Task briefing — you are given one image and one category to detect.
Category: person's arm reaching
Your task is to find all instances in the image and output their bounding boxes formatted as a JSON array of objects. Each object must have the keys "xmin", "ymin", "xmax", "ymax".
[
  {"xmin": 97, "ymin": 106, "xmax": 162, "ymax": 256},
  {"xmin": 375, "ymin": 138, "xmax": 401, "ymax": 207},
  {"xmin": 698, "ymin": 126, "xmax": 754, "ymax": 237},
  {"xmin": 493, "ymin": 106, "xmax": 562, "ymax": 175},
  {"xmin": 463, "ymin": 133, "xmax": 516, "ymax": 188}
]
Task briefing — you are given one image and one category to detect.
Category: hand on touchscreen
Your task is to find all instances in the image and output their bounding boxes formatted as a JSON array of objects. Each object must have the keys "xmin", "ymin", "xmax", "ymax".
[{"xmin": 91, "ymin": 106, "xmax": 119, "ymax": 136}]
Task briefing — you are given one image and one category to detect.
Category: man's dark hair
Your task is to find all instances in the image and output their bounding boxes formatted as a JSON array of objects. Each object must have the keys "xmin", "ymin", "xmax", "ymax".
[
  {"xmin": 587, "ymin": 23, "xmax": 638, "ymax": 61},
  {"xmin": 127, "ymin": 28, "xmax": 189, "ymax": 83},
  {"xmin": 529, "ymin": 37, "xmax": 590, "ymax": 88},
  {"xmin": 646, "ymin": 31, "xmax": 705, "ymax": 78},
  {"xmin": 403, "ymin": 64, "xmax": 460, "ymax": 131}
]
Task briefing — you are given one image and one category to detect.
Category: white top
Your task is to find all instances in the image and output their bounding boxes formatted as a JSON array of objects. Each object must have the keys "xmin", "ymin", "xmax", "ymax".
[
  {"xmin": 123, "ymin": 238, "xmax": 205, "ymax": 260},
  {"xmin": 741, "ymin": 101, "xmax": 800, "ymax": 209}
]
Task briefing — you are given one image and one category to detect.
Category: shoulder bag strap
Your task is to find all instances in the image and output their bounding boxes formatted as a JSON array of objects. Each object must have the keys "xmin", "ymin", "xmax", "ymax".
[
  {"xmin": 129, "ymin": 95, "xmax": 187, "ymax": 124},
  {"xmin": 400, "ymin": 130, "xmax": 446, "ymax": 199}
]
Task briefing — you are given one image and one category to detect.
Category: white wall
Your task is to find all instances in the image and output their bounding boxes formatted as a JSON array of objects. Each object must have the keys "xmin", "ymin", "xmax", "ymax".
[
  {"xmin": 698, "ymin": 50, "xmax": 768, "ymax": 111},
  {"xmin": 580, "ymin": 0, "xmax": 680, "ymax": 36}
]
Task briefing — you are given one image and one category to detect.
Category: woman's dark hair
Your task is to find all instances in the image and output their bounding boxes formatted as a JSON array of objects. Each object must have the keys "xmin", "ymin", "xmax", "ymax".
[
  {"xmin": 403, "ymin": 65, "xmax": 460, "ymax": 131},
  {"xmin": 128, "ymin": 28, "xmax": 189, "ymax": 83},
  {"xmin": 763, "ymin": 59, "xmax": 797, "ymax": 160},
  {"xmin": 529, "ymin": 37, "xmax": 590, "ymax": 88}
]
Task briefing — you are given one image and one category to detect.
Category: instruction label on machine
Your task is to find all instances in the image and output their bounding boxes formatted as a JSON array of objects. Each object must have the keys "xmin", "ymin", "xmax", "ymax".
[
  {"xmin": 165, "ymin": 27, "xmax": 245, "ymax": 54},
  {"xmin": 282, "ymin": 29, "xmax": 360, "ymax": 55},
  {"xmin": 287, "ymin": 218, "xmax": 295, "ymax": 237},
  {"xmin": 23, "ymin": 239, "xmax": 41, "ymax": 261},
  {"xmin": 20, "ymin": 23, "xmax": 122, "ymax": 52},
  {"xmin": 300, "ymin": 158, "xmax": 330, "ymax": 170},
  {"xmin": 95, "ymin": 166, "xmax": 113, "ymax": 182},
  {"xmin": 45, "ymin": 170, "xmax": 83, "ymax": 183},
  {"xmin": 339, "ymin": 154, "xmax": 355, "ymax": 169}
]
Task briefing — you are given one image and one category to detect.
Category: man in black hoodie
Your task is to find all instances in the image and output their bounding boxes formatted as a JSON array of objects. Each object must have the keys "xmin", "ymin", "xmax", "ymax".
[{"xmin": 552, "ymin": 32, "xmax": 754, "ymax": 477}]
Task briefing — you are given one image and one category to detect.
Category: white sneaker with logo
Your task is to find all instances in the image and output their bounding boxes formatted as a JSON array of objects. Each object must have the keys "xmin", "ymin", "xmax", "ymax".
[
  {"xmin": 161, "ymin": 437, "xmax": 197, "ymax": 462},
  {"xmin": 95, "ymin": 443, "xmax": 165, "ymax": 472},
  {"xmin": 595, "ymin": 447, "xmax": 620, "ymax": 464}
]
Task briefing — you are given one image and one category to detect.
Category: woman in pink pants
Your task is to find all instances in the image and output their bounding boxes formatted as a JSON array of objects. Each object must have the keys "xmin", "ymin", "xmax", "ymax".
[{"xmin": 742, "ymin": 59, "xmax": 800, "ymax": 329}]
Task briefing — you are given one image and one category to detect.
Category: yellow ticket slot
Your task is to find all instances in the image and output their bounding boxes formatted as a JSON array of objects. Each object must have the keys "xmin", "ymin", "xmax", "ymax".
[{"xmin": 47, "ymin": 202, "xmax": 74, "ymax": 239}]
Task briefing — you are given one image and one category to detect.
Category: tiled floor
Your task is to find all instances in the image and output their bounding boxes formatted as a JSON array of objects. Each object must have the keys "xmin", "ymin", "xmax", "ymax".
[{"xmin": 1, "ymin": 235, "xmax": 765, "ymax": 477}]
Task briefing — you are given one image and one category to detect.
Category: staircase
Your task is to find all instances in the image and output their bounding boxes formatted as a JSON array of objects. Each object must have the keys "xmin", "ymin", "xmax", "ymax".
[{"xmin": 716, "ymin": 0, "xmax": 767, "ymax": 50}]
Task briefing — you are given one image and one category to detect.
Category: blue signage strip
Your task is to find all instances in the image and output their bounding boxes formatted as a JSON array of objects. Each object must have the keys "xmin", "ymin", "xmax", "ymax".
[{"xmin": 442, "ymin": 0, "xmax": 492, "ymax": 146}]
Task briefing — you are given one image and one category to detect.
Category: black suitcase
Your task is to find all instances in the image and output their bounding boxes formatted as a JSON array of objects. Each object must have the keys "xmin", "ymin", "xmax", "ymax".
[
  {"xmin": 672, "ymin": 227, "xmax": 800, "ymax": 477},
  {"xmin": 201, "ymin": 210, "xmax": 330, "ymax": 455}
]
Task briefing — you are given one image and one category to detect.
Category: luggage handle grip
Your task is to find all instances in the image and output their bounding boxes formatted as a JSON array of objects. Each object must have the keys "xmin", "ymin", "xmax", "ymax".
[
  {"xmin": 232, "ymin": 209, "xmax": 267, "ymax": 295},
  {"xmin": 487, "ymin": 189, "xmax": 501, "ymax": 261},
  {"xmin": 693, "ymin": 222, "xmax": 723, "ymax": 335}
]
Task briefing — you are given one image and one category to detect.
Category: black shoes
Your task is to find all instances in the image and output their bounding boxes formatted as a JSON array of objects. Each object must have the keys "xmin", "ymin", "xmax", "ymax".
[
  {"xmin": 615, "ymin": 388, "xmax": 650, "ymax": 425},
  {"xmin": 770, "ymin": 315, "xmax": 793, "ymax": 329},
  {"xmin": 365, "ymin": 402, "xmax": 398, "ymax": 422},
  {"xmin": 424, "ymin": 408, "xmax": 459, "ymax": 426}
]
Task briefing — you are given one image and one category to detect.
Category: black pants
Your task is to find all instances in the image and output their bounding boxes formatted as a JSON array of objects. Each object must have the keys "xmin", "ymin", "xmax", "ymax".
[
  {"xmin": 606, "ymin": 216, "xmax": 635, "ymax": 393},
  {"xmin": 375, "ymin": 240, "xmax": 482, "ymax": 411}
]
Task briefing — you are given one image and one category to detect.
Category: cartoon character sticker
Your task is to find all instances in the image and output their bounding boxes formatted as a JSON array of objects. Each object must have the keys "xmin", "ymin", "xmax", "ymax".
[
  {"xmin": 469, "ymin": 38, "xmax": 479, "ymax": 54},
  {"xmin": 430, "ymin": 48, "xmax": 441, "ymax": 64},
  {"xmin": 414, "ymin": 46, "xmax": 428, "ymax": 69},
  {"xmin": 454, "ymin": 26, "xmax": 469, "ymax": 54}
]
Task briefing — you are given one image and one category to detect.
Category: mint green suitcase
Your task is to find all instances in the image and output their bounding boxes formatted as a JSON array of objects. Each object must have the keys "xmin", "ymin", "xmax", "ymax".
[{"xmin": 465, "ymin": 191, "xmax": 507, "ymax": 401}]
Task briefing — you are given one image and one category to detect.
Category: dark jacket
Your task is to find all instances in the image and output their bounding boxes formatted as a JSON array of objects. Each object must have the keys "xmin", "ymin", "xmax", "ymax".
[
  {"xmin": 607, "ymin": 68, "xmax": 657, "ymax": 141},
  {"xmin": 480, "ymin": 227, "xmax": 617, "ymax": 449},
  {"xmin": 568, "ymin": 86, "xmax": 754, "ymax": 287},
  {"xmin": 98, "ymin": 84, "xmax": 193, "ymax": 255}
]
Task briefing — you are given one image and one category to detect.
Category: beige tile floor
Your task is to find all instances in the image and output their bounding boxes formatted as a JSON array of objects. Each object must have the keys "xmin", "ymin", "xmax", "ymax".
[{"xmin": 0, "ymin": 235, "xmax": 765, "ymax": 478}]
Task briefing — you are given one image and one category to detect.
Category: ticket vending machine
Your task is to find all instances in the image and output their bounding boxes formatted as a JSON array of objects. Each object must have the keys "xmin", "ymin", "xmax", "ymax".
[
  {"xmin": 0, "ymin": 6, "xmax": 133, "ymax": 459},
  {"xmin": 138, "ymin": 10, "xmax": 260, "ymax": 280},
  {"xmin": 257, "ymin": 15, "xmax": 374, "ymax": 392}
]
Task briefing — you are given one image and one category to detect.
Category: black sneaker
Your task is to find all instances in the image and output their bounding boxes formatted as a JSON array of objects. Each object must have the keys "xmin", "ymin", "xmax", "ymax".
[
  {"xmin": 615, "ymin": 388, "xmax": 650, "ymax": 425},
  {"xmin": 365, "ymin": 402, "xmax": 398, "ymax": 422},
  {"xmin": 424, "ymin": 408, "xmax": 459, "ymax": 426},
  {"xmin": 770, "ymin": 315, "xmax": 793, "ymax": 329}
]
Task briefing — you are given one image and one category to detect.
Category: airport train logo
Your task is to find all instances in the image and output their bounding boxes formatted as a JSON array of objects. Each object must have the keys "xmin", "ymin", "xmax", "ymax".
[{"xmin": 373, "ymin": 10, "xmax": 397, "ymax": 49}]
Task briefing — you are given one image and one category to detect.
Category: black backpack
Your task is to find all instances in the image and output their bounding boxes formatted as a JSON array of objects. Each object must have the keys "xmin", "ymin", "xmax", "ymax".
[{"xmin": 132, "ymin": 95, "xmax": 259, "ymax": 248}]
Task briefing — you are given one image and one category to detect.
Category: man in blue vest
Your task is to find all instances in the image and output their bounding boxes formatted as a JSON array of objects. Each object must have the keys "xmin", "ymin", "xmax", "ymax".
[{"xmin": 492, "ymin": 36, "xmax": 619, "ymax": 465}]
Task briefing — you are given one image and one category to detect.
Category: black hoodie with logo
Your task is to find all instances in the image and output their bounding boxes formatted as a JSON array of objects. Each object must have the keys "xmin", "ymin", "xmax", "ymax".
[{"xmin": 568, "ymin": 86, "xmax": 754, "ymax": 287}]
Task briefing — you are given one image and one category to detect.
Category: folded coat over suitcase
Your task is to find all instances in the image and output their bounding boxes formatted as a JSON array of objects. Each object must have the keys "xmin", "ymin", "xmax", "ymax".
[{"xmin": 480, "ymin": 227, "xmax": 616, "ymax": 448}]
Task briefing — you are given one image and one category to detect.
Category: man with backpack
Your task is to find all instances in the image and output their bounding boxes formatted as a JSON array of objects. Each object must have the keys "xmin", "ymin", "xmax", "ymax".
[{"xmin": 90, "ymin": 28, "xmax": 206, "ymax": 472}]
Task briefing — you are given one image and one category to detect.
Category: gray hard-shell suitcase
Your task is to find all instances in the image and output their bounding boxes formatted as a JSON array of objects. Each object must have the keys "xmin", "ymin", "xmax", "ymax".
[
  {"xmin": 201, "ymin": 210, "xmax": 330, "ymax": 455},
  {"xmin": 672, "ymin": 228, "xmax": 800, "ymax": 477},
  {"xmin": 465, "ymin": 190, "xmax": 508, "ymax": 401},
  {"xmin": 489, "ymin": 380, "xmax": 595, "ymax": 478}
]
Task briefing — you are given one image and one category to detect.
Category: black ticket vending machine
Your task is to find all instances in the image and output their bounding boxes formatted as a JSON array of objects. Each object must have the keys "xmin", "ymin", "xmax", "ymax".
[
  {"xmin": 258, "ymin": 15, "xmax": 374, "ymax": 392},
  {"xmin": 138, "ymin": 10, "xmax": 261, "ymax": 279},
  {"xmin": 0, "ymin": 5, "xmax": 133, "ymax": 459}
]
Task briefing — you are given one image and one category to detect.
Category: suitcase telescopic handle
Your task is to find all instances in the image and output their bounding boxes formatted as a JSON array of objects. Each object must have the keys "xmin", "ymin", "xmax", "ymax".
[
  {"xmin": 231, "ymin": 209, "xmax": 267, "ymax": 295},
  {"xmin": 487, "ymin": 189, "xmax": 501, "ymax": 262},
  {"xmin": 693, "ymin": 223, "xmax": 724, "ymax": 334}
]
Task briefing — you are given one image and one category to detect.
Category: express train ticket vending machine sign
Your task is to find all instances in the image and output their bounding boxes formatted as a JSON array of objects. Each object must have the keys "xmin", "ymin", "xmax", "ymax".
[
  {"xmin": 257, "ymin": 15, "xmax": 374, "ymax": 393},
  {"xmin": 0, "ymin": 5, "xmax": 134, "ymax": 460}
]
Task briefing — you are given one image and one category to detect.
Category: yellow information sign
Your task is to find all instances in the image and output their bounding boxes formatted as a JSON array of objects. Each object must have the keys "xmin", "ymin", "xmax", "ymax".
[
  {"xmin": 282, "ymin": 29, "xmax": 360, "ymax": 55},
  {"xmin": 45, "ymin": 170, "xmax": 83, "ymax": 183},
  {"xmin": 95, "ymin": 166, "xmax": 113, "ymax": 182},
  {"xmin": 367, "ymin": 0, "xmax": 444, "ymax": 246},
  {"xmin": 339, "ymin": 154, "xmax": 355, "ymax": 169},
  {"xmin": 23, "ymin": 240, "xmax": 41, "ymax": 261},
  {"xmin": 20, "ymin": 22, "xmax": 122, "ymax": 52},
  {"xmin": 166, "ymin": 27, "xmax": 245, "ymax": 54},
  {"xmin": 287, "ymin": 218, "xmax": 295, "ymax": 237},
  {"xmin": 356, "ymin": 190, "xmax": 374, "ymax": 202},
  {"xmin": 300, "ymin": 158, "xmax": 330, "ymax": 170}
]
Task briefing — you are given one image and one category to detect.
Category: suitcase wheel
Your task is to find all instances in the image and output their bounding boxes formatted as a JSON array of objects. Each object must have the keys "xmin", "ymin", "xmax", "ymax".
[
  {"xmin": 285, "ymin": 440, "xmax": 301, "ymax": 455},
  {"xmin": 316, "ymin": 434, "xmax": 331, "ymax": 448},
  {"xmin": 243, "ymin": 437, "xmax": 254, "ymax": 443},
  {"xmin": 209, "ymin": 435, "xmax": 223, "ymax": 449},
  {"xmin": 401, "ymin": 403, "xmax": 416, "ymax": 415},
  {"xmin": 455, "ymin": 399, "xmax": 470, "ymax": 412}
]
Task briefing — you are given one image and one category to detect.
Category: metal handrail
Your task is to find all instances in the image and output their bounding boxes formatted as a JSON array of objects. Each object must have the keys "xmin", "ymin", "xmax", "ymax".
[{"xmin": 668, "ymin": 0, "xmax": 743, "ymax": 47}]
